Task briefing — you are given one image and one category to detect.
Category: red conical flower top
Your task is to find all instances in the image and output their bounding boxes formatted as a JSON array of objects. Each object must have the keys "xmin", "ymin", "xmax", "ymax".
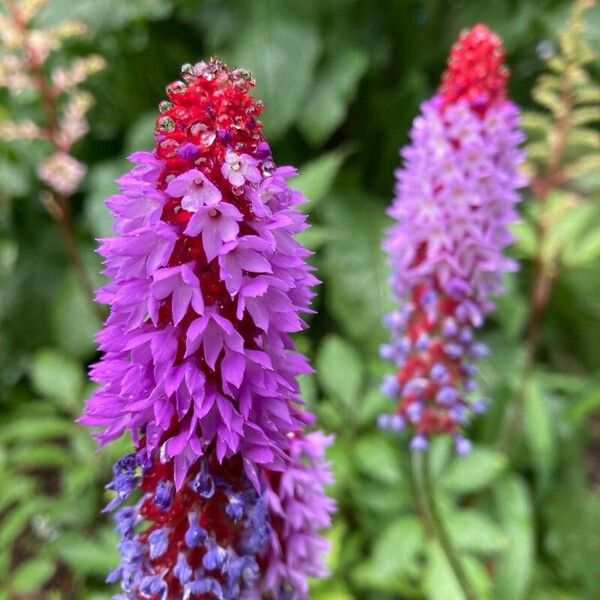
[{"xmin": 439, "ymin": 23, "xmax": 509, "ymax": 115}]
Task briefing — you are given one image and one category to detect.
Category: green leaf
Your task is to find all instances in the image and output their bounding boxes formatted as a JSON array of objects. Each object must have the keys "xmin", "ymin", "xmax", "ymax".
[
  {"xmin": 125, "ymin": 112, "xmax": 157, "ymax": 153},
  {"xmin": 295, "ymin": 226, "xmax": 330, "ymax": 250},
  {"xmin": 50, "ymin": 254, "xmax": 103, "ymax": 360},
  {"xmin": 370, "ymin": 516, "xmax": 425, "ymax": 579},
  {"xmin": 425, "ymin": 542, "xmax": 492, "ymax": 600},
  {"xmin": 316, "ymin": 335, "xmax": 363, "ymax": 407},
  {"xmin": 37, "ymin": 0, "xmax": 172, "ymax": 33},
  {"xmin": 567, "ymin": 387, "xmax": 600, "ymax": 422},
  {"xmin": 84, "ymin": 159, "xmax": 126, "ymax": 239},
  {"xmin": 424, "ymin": 542, "xmax": 464, "ymax": 600},
  {"xmin": 448, "ymin": 510, "xmax": 508, "ymax": 555},
  {"xmin": 10, "ymin": 444, "xmax": 73, "ymax": 468},
  {"xmin": 563, "ymin": 226, "xmax": 600, "ymax": 267},
  {"xmin": 353, "ymin": 434, "xmax": 401, "ymax": 484},
  {"xmin": 571, "ymin": 106, "xmax": 600, "ymax": 125},
  {"xmin": 0, "ymin": 158, "xmax": 30, "ymax": 197},
  {"xmin": 293, "ymin": 150, "xmax": 347, "ymax": 207},
  {"xmin": 494, "ymin": 475, "xmax": 534, "ymax": 600},
  {"xmin": 355, "ymin": 385, "xmax": 390, "ymax": 426},
  {"xmin": 353, "ymin": 516, "xmax": 424, "ymax": 594},
  {"xmin": 524, "ymin": 377, "xmax": 555, "ymax": 490},
  {"xmin": 319, "ymin": 191, "xmax": 393, "ymax": 347},
  {"xmin": 29, "ymin": 349, "xmax": 84, "ymax": 410},
  {"xmin": 11, "ymin": 557, "xmax": 55, "ymax": 594},
  {"xmin": 0, "ymin": 417, "xmax": 74, "ymax": 443},
  {"xmin": 565, "ymin": 154, "xmax": 600, "ymax": 179},
  {"xmin": 225, "ymin": 13, "xmax": 321, "ymax": 140},
  {"xmin": 298, "ymin": 48, "xmax": 369, "ymax": 145},
  {"xmin": 441, "ymin": 448, "xmax": 507, "ymax": 495},
  {"xmin": 0, "ymin": 476, "xmax": 34, "ymax": 514},
  {"xmin": 0, "ymin": 498, "xmax": 47, "ymax": 550},
  {"xmin": 510, "ymin": 220, "xmax": 537, "ymax": 258},
  {"xmin": 521, "ymin": 111, "xmax": 551, "ymax": 132},
  {"xmin": 56, "ymin": 530, "xmax": 118, "ymax": 577}
]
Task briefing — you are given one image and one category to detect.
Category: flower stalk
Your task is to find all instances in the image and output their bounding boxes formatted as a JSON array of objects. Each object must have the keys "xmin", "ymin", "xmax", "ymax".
[{"xmin": 412, "ymin": 450, "xmax": 478, "ymax": 600}]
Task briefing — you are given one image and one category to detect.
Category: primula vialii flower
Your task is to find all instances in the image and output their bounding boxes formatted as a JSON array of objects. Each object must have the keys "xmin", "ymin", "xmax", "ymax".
[
  {"xmin": 378, "ymin": 25, "xmax": 526, "ymax": 453},
  {"xmin": 81, "ymin": 59, "xmax": 334, "ymax": 599}
]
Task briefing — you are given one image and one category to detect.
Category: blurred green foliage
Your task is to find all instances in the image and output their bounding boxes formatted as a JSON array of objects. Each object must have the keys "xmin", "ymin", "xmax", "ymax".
[{"xmin": 1, "ymin": 0, "xmax": 600, "ymax": 598}]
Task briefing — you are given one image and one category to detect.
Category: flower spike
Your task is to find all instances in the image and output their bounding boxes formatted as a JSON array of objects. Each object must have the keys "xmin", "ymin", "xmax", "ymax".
[
  {"xmin": 379, "ymin": 25, "xmax": 526, "ymax": 452},
  {"xmin": 81, "ymin": 58, "xmax": 334, "ymax": 599}
]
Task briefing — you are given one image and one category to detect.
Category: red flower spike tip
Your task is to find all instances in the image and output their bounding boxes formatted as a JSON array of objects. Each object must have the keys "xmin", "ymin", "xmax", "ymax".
[{"xmin": 439, "ymin": 23, "xmax": 509, "ymax": 115}]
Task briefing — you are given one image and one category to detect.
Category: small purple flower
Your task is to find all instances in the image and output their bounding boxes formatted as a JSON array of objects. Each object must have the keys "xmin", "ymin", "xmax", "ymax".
[
  {"xmin": 148, "ymin": 527, "xmax": 170, "ymax": 559},
  {"xmin": 178, "ymin": 142, "xmax": 200, "ymax": 161},
  {"xmin": 257, "ymin": 432, "xmax": 336, "ymax": 599},
  {"xmin": 154, "ymin": 480, "xmax": 174, "ymax": 510},
  {"xmin": 185, "ymin": 202, "xmax": 243, "ymax": 261},
  {"xmin": 166, "ymin": 168, "xmax": 222, "ymax": 210},
  {"xmin": 221, "ymin": 149, "xmax": 261, "ymax": 186},
  {"xmin": 150, "ymin": 263, "xmax": 205, "ymax": 324}
]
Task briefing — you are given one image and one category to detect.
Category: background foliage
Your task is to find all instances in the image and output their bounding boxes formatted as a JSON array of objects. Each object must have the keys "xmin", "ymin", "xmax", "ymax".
[{"xmin": 1, "ymin": 0, "xmax": 600, "ymax": 598}]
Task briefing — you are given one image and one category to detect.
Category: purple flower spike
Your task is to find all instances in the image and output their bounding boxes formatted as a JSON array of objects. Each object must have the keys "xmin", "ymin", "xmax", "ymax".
[
  {"xmin": 379, "ymin": 25, "xmax": 526, "ymax": 450},
  {"xmin": 80, "ymin": 58, "xmax": 320, "ymax": 486},
  {"xmin": 81, "ymin": 58, "xmax": 334, "ymax": 599}
]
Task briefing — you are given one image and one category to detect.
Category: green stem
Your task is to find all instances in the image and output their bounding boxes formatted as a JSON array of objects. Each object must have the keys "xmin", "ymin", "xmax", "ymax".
[{"xmin": 412, "ymin": 451, "xmax": 478, "ymax": 600}]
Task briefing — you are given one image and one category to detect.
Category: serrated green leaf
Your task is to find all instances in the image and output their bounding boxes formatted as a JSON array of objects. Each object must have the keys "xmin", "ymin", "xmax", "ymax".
[
  {"xmin": 575, "ymin": 83, "xmax": 600, "ymax": 104},
  {"xmin": 355, "ymin": 386, "xmax": 390, "ymax": 426},
  {"xmin": 567, "ymin": 126, "xmax": 600, "ymax": 149},
  {"xmin": 532, "ymin": 86, "xmax": 562, "ymax": 114},
  {"xmin": 125, "ymin": 112, "xmax": 157, "ymax": 153},
  {"xmin": 526, "ymin": 140, "xmax": 551, "ymax": 162},
  {"xmin": 567, "ymin": 388, "xmax": 600, "ymax": 422},
  {"xmin": 494, "ymin": 475, "xmax": 534, "ymax": 600},
  {"xmin": 510, "ymin": 219, "xmax": 537, "ymax": 258},
  {"xmin": 441, "ymin": 447, "xmax": 507, "ymax": 494},
  {"xmin": 371, "ymin": 516, "xmax": 425, "ymax": 579}
]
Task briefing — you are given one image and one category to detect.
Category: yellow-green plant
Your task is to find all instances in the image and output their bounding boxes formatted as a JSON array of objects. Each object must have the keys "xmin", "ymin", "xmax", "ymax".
[{"xmin": 501, "ymin": 0, "xmax": 600, "ymax": 451}]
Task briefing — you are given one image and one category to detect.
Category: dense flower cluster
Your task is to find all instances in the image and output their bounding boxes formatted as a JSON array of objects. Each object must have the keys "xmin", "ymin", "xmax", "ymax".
[
  {"xmin": 81, "ymin": 59, "xmax": 334, "ymax": 598},
  {"xmin": 105, "ymin": 432, "xmax": 334, "ymax": 600},
  {"xmin": 378, "ymin": 25, "xmax": 526, "ymax": 452}
]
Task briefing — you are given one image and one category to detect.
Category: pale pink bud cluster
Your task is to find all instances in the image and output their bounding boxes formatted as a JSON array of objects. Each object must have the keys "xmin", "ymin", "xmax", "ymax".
[{"xmin": 0, "ymin": 0, "xmax": 104, "ymax": 197}]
